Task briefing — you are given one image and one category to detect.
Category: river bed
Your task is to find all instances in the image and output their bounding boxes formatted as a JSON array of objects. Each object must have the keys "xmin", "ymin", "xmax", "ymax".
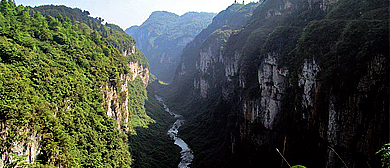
[{"xmin": 155, "ymin": 95, "xmax": 194, "ymax": 168}]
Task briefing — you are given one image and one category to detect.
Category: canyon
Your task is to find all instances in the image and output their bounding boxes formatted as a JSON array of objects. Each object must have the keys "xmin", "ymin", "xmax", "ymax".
[
  {"xmin": 163, "ymin": 0, "xmax": 389, "ymax": 167},
  {"xmin": 0, "ymin": 0, "xmax": 388, "ymax": 167}
]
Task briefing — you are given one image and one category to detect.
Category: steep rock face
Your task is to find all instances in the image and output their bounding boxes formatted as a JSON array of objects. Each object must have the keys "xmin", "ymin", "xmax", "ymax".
[
  {"xmin": 298, "ymin": 59, "xmax": 320, "ymax": 109},
  {"xmin": 128, "ymin": 62, "xmax": 150, "ymax": 86},
  {"xmin": 320, "ymin": 54, "xmax": 388, "ymax": 167},
  {"xmin": 121, "ymin": 44, "xmax": 136, "ymax": 56},
  {"xmin": 236, "ymin": 1, "xmax": 388, "ymax": 167},
  {"xmin": 223, "ymin": 51, "xmax": 240, "ymax": 80},
  {"xmin": 175, "ymin": 3, "xmax": 258, "ymax": 83},
  {"xmin": 194, "ymin": 30, "xmax": 234, "ymax": 98},
  {"xmin": 255, "ymin": 54, "xmax": 287, "ymax": 128},
  {"xmin": 0, "ymin": 126, "xmax": 41, "ymax": 168},
  {"xmin": 238, "ymin": 54, "xmax": 287, "ymax": 130},
  {"xmin": 126, "ymin": 11, "xmax": 216, "ymax": 82},
  {"xmin": 170, "ymin": 0, "xmax": 389, "ymax": 167},
  {"xmin": 104, "ymin": 61, "xmax": 150, "ymax": 132},
  {"xmin": 308, "ymin": 0, "xmax": 338, "ymax": 10},
  {"xmin": 233, "ymin": 2, "xmax": 388, "ymax": 167}
]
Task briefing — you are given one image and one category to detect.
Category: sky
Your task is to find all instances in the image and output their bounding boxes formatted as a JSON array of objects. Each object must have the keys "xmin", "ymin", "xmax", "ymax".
[{"xmin": 16, "ymin": 0, "xmax": 235, "ymax": 30}]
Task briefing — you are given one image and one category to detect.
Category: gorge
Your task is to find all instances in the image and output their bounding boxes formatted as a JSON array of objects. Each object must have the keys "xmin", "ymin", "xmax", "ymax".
[
  {"xmin": 156, "ymin": 95, "xmax": 193, "ymax": 168},
  {"xmin": 0, "ymin": 0, "xmax": 388, "ymax": 167},
  {"xmin": 161, "ymin": 0, "xmax": 389, "ymax": 167}
]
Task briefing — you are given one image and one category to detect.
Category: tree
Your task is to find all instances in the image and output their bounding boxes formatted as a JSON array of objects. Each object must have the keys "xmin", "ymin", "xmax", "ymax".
[{"xmin": 376, "ymin": 143, "xmax": 390, "ymax": 168}]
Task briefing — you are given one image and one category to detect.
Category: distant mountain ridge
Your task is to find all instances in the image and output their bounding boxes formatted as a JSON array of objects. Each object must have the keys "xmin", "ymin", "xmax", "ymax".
[{"xmin": 126, "ymin": 11, "xmax": 216, "ymax": 82}]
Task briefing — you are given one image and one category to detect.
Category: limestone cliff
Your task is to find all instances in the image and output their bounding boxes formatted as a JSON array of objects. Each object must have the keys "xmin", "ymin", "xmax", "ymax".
[
  {"xmin": 298, "ymin": 59, "xmax": 320, "ymax": 109},
  {"xmin": 194, "ymin": 30, "xmax": 235, "ymax": 98},
  {"xmin": 104, "ymin": 60, "xmax": 150, "ymax": 132},
  {"xmin": 0, "ymin": 126, "xmax": 41, "ymax": 168},
  {"xmin": 169, "ymin": 0, "xmax": 389, "ymax": 167},
  {"xmin": 249, "ymin": 54, "xmax": 287, "ymax": 129}
]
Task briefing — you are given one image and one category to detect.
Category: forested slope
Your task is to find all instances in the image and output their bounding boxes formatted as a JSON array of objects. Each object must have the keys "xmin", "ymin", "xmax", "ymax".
[{"xmin": 0, "ymin": 1, "xmax": 152, "ymax": 167}]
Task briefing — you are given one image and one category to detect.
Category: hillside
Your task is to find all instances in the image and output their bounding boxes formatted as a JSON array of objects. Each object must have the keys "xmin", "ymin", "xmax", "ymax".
[
  {"xmin": 31, "ymin": 5, "xmax": 149, "ymax": 64},
  {"xmin": 0, "ymin": 1, "xmax": 153, "ymax": 167},
  {"xmin": 126, "ymin": 11, "xmax": 216, "ymax": 82},
  {"xmin": 164, "ymin": 0, "xmax": 389, "ymax": 167}
]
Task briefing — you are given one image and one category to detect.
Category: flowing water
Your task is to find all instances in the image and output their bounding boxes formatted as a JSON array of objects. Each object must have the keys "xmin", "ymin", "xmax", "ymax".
[{"xmin": 155, "ymin": 95, "xmax": 194, "ymax": 168}]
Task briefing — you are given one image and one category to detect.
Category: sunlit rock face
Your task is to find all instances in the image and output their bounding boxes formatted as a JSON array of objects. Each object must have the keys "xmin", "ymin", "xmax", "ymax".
[
  {"xmin": 0, "ymin": 127, "xmax": 41, "ymax": 167},
  {"xmin": 122, "ymin": 45, "xmax": 136, "ymax": 56},
  {"xmin": 256, "ymin": 54, "xmax": 287, "ymax": 129},
  {"xmin": 299, "ymin": 59, "xmax": 320, "ymax": 109},
  {"xmin": 104, "ymin": 61, "xmax": 149, "ymax": 132},
  {"xmin": 194, "ymin": 30, "xmax": 234, "ymax": 98}
]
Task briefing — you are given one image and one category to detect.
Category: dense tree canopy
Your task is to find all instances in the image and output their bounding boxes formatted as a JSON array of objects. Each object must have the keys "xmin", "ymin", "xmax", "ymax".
[{"xmin": 0, "ymin": 0, "xmax": 152, "ymax": 167}]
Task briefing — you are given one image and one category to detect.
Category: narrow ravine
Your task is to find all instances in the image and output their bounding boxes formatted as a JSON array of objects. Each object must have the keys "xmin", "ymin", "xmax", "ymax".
[{"xmin": 155, "ymin": 95, "xmax": 194, "ymax": 168}]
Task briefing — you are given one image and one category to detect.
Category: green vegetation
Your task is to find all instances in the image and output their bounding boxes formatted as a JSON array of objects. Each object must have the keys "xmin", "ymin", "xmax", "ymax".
[
  {"xmin": 178, "ymin": 96, "xmax": 235, "ymax": 168},
  {"xmin": 376, "ymin": 143, "xmax": 390, "ymax": 168},
  {"xmin": 31, "ymin": 5, "xmax": 148, "ymax": 68},
  {"xmin": 128, "ymin": 82, "xmax": 181, "ymax": 168},
  {"xmin": 127, "ymin": 77, "xmax": 154, "ymax": 135},
  {"xmin": 291, "ymin": 166, "xmax": 306, "ymax": 168},
  {"xmin": 124, "ymin": 48, "xmax": 149, "ymax": 69},
  {"xmin": 0, "ymin": 0, "xmax": 152, "ymax": 167},
  {"xmin": 158, "ymin": 80, "xmax": 169, "ymax": 85},
  {"xmin": 128, "ymin": 11, "xmax": 215, "ymax": 40}
]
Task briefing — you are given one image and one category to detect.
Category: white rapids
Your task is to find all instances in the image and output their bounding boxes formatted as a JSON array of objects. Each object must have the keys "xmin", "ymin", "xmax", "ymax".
[{"xmin": 155, "ymin": 95, "xmax": 194, "ymax": 168}]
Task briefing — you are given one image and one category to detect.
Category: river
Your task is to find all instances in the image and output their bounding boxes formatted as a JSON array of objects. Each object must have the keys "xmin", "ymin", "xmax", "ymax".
[{"xmin": 155, "ymin": 95, "xmax": 194, "ymax": 168}]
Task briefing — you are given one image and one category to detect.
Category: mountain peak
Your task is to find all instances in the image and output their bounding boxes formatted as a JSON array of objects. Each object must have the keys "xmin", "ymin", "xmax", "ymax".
[{"xmin": 149, "ymin": 11, "xmax": 179, "ymax": 18}]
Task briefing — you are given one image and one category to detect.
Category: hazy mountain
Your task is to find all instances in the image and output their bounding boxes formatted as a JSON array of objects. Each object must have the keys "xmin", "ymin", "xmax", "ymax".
[{"xmin": 126, "ymin": 11, "xmax": 216, "ymax": 82}]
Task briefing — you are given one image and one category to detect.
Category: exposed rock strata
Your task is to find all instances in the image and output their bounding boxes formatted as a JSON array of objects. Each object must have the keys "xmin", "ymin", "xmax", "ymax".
[{"xmin": 104, "ymin": 61, "xmax": 150, "ymax": 131}]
